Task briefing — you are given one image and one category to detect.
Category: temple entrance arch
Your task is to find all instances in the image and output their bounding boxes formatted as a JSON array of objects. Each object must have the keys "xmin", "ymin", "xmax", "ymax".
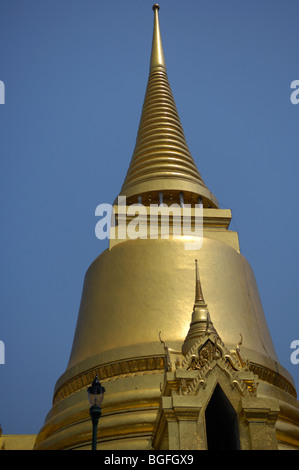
[{"xmin": 205, "ymin": 383, "xmax": 240, "ymax": 450}]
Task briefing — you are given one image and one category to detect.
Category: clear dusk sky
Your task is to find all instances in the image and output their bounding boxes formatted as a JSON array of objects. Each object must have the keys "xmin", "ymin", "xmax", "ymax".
[{"xmin": 0, "ymin": 0, "xmax": 298, "ymax": 435}]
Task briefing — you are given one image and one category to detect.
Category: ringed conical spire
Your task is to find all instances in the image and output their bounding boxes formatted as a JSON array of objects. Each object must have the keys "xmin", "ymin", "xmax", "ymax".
[{"xmin": 118, "ymin": 5, "xmax": 218, "ymax": 208}]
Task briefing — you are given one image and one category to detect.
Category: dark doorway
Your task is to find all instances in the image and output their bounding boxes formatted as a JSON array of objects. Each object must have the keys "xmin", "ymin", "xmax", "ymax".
[{"xmin": 205, "ymin": 384, "xmax": 240, "ymax": 450}]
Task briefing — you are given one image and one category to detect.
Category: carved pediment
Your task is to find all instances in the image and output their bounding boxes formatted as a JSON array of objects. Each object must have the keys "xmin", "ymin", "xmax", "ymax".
[{"xmin": 178, "ymin": 333, "xmax": 257, "ymax": 397}]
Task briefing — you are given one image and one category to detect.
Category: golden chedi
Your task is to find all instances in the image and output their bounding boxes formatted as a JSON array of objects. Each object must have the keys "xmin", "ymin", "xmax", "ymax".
[{"xmin": 34, "ymin": 5, "xmax": 299, "ymax": 450}]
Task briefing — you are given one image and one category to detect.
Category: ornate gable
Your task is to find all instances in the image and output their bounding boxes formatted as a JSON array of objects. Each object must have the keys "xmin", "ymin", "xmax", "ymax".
[{"xmin": 152, "ymin": 262, "xmax": 280, "ymax": 450}]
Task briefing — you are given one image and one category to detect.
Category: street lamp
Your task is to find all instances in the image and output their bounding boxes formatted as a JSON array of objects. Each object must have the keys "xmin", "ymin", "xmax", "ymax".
[{"xmin": 87, "ymin": 374, "xmax": 105, "ymax": 450}]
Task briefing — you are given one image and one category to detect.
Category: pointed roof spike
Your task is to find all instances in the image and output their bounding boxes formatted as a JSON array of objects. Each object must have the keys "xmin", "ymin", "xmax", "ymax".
[
  {"xmin": 195, "ymin": 259, "xmax": 206, "ymax": 305},
  {"xmin": 117, "ymin": 5, "xmax": 218, "ymax": 208},
  {"xmin": 182, "ymin": 261, "xmax": 219, "ymax": 356},
  {"xmin": 150, "ymin": 4, "xmax": 166, "ymax": 71}
]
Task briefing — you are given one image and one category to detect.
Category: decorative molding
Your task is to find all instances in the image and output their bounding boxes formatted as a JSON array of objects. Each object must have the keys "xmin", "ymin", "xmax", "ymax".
[
  {"xmin": 249, "ymin": 362, "xmax": 296, "ymax": 398},
  {"xmin": 53, "ymin": 355, "xmax": 166, "ymax": 405},
  {"xmin": 53, "ymin": 353, "xmax": 296, "ymax": 407}
]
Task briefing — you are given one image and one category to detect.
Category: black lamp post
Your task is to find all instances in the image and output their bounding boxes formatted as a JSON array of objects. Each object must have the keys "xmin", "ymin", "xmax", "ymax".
[{"xmin": 87, "ymin": 374, "xmax": 105, "ymax": 450}]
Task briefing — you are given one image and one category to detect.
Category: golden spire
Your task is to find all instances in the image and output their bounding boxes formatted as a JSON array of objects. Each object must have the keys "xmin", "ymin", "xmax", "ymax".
[
  {"xmin": 150, "ymin": 5, "xmax": 166, "ymax": 71},
  {"xmin": 118, "ymin": 5, "xmax": 218, "ymax": 208},
  {"xmin": 182, "ymin": 260, "xmax": 218, "ymax": 355},
  {"xmin": 195, "ymin": 259, "xmax": 206, "ymax": 306}
]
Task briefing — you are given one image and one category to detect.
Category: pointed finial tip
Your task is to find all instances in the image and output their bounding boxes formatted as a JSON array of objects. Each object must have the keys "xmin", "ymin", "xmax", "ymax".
[{"xmin": 150, "ymin": 3, "xmax": 165, "ymax": 71}]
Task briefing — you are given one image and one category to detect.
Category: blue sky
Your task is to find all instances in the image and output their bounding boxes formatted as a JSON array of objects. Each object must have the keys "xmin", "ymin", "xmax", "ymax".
[{"xmin": 0, "ymin": 0, "xmax": 298, "ymax": 435}]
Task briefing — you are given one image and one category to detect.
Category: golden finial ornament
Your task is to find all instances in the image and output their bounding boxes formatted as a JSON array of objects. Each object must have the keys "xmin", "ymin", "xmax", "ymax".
[
  {"xmin": 195, "ymin": 259, "xmax": 206, "ymax": 305},
  {"xmin": 182, "ymin": 261, "xmax": 218, "ymax": 355},
  {"xmin": 150, "ymin": 4, "xmax": 165, "ymax": 71}
]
